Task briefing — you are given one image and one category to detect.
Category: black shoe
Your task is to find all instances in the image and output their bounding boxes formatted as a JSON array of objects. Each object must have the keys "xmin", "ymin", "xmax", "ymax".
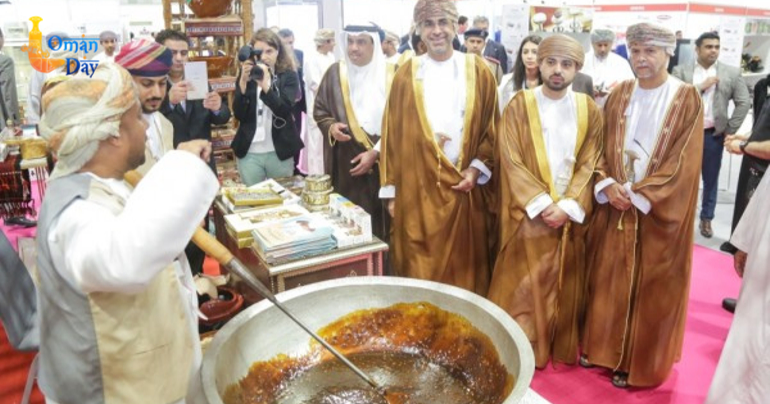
[
  {"xmin": 722, "ymin": 298, "xmax": 736, "ymax": 314},
  {"xmin": 720, "ymin": 242, "xmax": 738, "ymax": 254},
  {"xmin": 4, "ymin": 216, "xmax": 37, "ymax": 228}
]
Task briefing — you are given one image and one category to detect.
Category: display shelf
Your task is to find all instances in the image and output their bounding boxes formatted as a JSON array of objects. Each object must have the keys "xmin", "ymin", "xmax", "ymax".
[{"xmin": 209, "ymin": 76, "xmax": 237, "ymax": 93}]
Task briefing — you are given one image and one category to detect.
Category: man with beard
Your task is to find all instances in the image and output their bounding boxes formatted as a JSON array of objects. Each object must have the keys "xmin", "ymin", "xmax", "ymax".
[
  {"xmin": 314, "ymin": 25, "xmax": 396, "ymax": 242},
  {"xmin": 379, "ymin": 0, "xmax": 498, "ymax": 295},
  {"xmin": 582, "ymin": 29, "xmax": 635, "ymax": 106},
  {"xmin": 116, "ymin": 39, "xmax": 176, "ymax": 175},
  {"xmin": 487, "ymin": 34, "xmax": 603, "ymax": 368},
  {"xmin": 581, "ymin": 23, "xmax": 703, "ymax": 388},
  {"xmin": 382, "ymin": 30, "xmax": 401, "ymax": 65},
  {"xmin": 35, "ymin": 63, "xmax": 218, "ymax": 404}
]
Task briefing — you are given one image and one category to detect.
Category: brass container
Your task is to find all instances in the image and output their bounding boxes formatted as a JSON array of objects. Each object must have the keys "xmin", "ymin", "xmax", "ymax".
[
  {"xmin": 301, "ymin": 188, "xmax": 333, "ymax": 206},
  {"xmin": 201, "ymin": 277, "xmax": 536, "ymax": 404},
  {"xmin": 304, "ymin": 174, "xmax": 331, "ymax": 192}
]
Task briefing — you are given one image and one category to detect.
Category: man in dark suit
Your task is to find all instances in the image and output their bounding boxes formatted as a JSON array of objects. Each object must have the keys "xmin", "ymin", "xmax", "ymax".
[
  {"xmin": 156, "ymin": 29, "xmax": 231, "ymax": 276},
  {"xmin": 472, "ymin": 16, "xmax": 508, "ymax": 73},
  {"xmin": 156, "ymin": 30, "xmax": 231, "ymax": 171},
  {"xmin": 672, "ymin": 31, "xmax": 750, "ymax": 238},
  {"xmin": 278, "ymin": 28, "xmax": 306, "ymax": 174}
]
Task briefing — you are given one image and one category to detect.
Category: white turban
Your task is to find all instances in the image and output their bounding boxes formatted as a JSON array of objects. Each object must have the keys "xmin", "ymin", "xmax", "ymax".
[
  {"xmin": 39, "ymin": 62, "xmax": 138, "ymax": 180},
  {"xmin": 591, "ymin": 29, "xmax": 616, "ymax": 43},
  {"xmin": 314, "ymin": 29, "xmax": 336, "ymax": 46}
]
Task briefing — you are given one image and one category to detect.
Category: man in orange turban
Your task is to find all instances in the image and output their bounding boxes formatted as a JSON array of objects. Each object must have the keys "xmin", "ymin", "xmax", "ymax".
[
  {"xmin": 488, "ymin": 34, "xmax": 604, "ymax": 368},
  {"xmin": 379, "ymin": 0, "xmax": 498, "ymax": 294}
]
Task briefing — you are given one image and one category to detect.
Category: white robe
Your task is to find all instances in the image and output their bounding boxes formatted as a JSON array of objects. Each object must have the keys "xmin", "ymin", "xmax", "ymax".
[
  {"xmin": 594, "ymin": 76, "xmax": 684, "ymax": 214},
  {"xmin": 303, "ymin": 49, "xmax": 336, "ymax": 175},
  {"xmin": 378, "ymin": 52, "xmax": 491, "ymax": 199},
  {"xmin": 705, "ymin": 172, "xmax": 770, "ymax": 404},
  {"xmin": 45, "ymin": 151, "xmax": 219, "ymax": 404},
  {"xmin": 582, "ymin": 51, "xmax": 635, "ymax": 106},
  {"xmin": 523, "ymin": 87, "xmax": 585, "ymax": 224},
  {"xmin": 497, "ymin": 73, "xmax": 516, "ymax": 112}
]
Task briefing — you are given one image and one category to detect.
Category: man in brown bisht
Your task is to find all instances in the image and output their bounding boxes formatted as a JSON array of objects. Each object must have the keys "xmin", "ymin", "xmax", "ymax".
[
  {"xmin": 379, "ymin": 0, "xmax": 498, "ymax": 295},
  {"xmin": 314, "ymin": 25, "xmax": 396, "ymax": 241},
  {"xmin": 581, "ymin": 22, "xmax": 703, "ymax": 388},
  {"xmin": 487, "ymin": 34, "xmax": 603, "ymax": 369}
]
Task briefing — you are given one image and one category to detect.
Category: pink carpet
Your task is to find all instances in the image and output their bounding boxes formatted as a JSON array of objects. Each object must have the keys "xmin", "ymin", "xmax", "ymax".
[
  {"xmin": 530, "ymin": 245, "xmax": 740, "ymax": 403},
  {"xmin": 0, "ymin": 181, "xmax": 742, "ymax": 403}
]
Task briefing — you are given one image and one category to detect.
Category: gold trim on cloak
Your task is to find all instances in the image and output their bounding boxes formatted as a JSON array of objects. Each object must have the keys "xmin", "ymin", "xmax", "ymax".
[
  {"xmin": 339, "ymin": 60, "xmax": 374, "ymax": 150},
  {"xmin": 337, "ymin": 61, "xmax": 398, "ymax": 151},
  {"xmin": 521, "ymin": 89, "xmax": 589, "ymax": 201},
  {"xmin": 409, "ymin": 53, "xmax": 477, "ymax": 185}
]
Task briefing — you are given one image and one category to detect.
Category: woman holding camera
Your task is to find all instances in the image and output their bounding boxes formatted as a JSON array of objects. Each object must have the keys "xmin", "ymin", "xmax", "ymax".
[{"xmin": 231, "ymin": 28, "xmax": 304, "ymax": 185}]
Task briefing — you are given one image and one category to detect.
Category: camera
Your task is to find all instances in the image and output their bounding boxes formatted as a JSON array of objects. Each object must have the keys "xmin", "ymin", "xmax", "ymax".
[{"xmin": 237, "ymin": 45, "xmax": 265, "ymax": 81}]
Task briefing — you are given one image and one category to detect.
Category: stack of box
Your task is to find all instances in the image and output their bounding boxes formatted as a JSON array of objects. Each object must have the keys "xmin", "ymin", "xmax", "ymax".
[
  {"xmin": 326, "ymin": 193, "xmax": 373, "ymax": 248},
  {"xmin": 224, "ymin": 204, "xmax": 310, "ymax": 249},
  {"xmin": 220, "ymin": 178, "xmax": 301, "ymax": 215}
]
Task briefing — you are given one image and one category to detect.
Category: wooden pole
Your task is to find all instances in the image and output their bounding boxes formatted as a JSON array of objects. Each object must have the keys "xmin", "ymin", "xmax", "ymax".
[
  {"xmin": 242, "ymin": 0, "xmax": 253, "ymax": 44},
  {"xmin": 163, "ymin": 0, "xmax": 172, "ymax": 29}
]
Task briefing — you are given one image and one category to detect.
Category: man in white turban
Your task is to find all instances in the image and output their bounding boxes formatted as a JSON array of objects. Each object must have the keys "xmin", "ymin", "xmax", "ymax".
[
  {"xmin": 302, "ymin": 28, "xmax": 337, "ymax": 174},
  {"xmin": 381, "ymin": 30, "xmax": 401, "ymax": 65},
  {"xmin": 582, "ymin": 28, "xmax": 635, "ymax": 106},
  {"xmin": 582, "ymin": 22, "xmax": 703, "ymax": 388},
  {"xmin": 36, "ymin": 62, "xmax": 218, "ymax": 404},
  {"xmin": 313, "ymin": 25, "xmax": 396, "ymax": 243}
]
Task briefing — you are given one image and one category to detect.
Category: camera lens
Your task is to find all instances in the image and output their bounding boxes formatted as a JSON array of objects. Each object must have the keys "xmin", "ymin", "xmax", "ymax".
[{"xmin": 251, "ymin": 64, "xmax": 264, "ymax": 81}]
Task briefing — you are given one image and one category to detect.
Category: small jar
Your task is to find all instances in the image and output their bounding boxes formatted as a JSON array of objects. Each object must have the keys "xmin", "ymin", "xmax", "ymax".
[
  {"xmin": 301, "ymin": 188, "xmax": 334, "ymax": 206},
  {"xmin": 305, "ymin": 174, "xmax": 332, "ymax": 192}
]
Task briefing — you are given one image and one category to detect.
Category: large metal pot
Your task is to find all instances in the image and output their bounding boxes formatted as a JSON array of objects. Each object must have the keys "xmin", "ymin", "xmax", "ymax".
[{"xmin": 201, "ymin": 277, "xmax": 536, "ymax": 403}]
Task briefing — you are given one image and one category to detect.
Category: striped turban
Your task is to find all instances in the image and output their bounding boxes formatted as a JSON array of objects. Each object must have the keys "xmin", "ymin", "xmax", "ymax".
[
  {"xmin": 626, "ymin": 23, "xmax": 676, "ymax": 56},
  {"xmin": 414, "ymin": 0, "xmax": 458, "ymax": 26},
  {"xmin": 115, "ymin": 39, "xmax": 172, "ymax": 77},
  {"xmin": 537, "ymin": 34, "xmax": 585, "ymax": 67},
  {"xmin": 39, "ymin": 63, "xmax": 138, "ymax": 180},
  {"xmin": 591, "ymin": 29, "xmax": 616, "ymax": 43}
]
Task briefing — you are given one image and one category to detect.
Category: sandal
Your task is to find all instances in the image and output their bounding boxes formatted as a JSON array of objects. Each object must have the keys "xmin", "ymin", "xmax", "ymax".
[
  {"xmin": 578, "ymin": 354, "xmax": 594, "ymax": 368},
  {"xmin": 612, "ymin": 371, "xmax": 629, "ymax": 388}
]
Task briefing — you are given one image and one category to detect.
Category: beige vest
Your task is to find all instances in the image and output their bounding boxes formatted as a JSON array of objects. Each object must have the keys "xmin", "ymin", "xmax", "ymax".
[{"xmin": 86, "ymin": 181, "xmax": 193, "ymax": 403}]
